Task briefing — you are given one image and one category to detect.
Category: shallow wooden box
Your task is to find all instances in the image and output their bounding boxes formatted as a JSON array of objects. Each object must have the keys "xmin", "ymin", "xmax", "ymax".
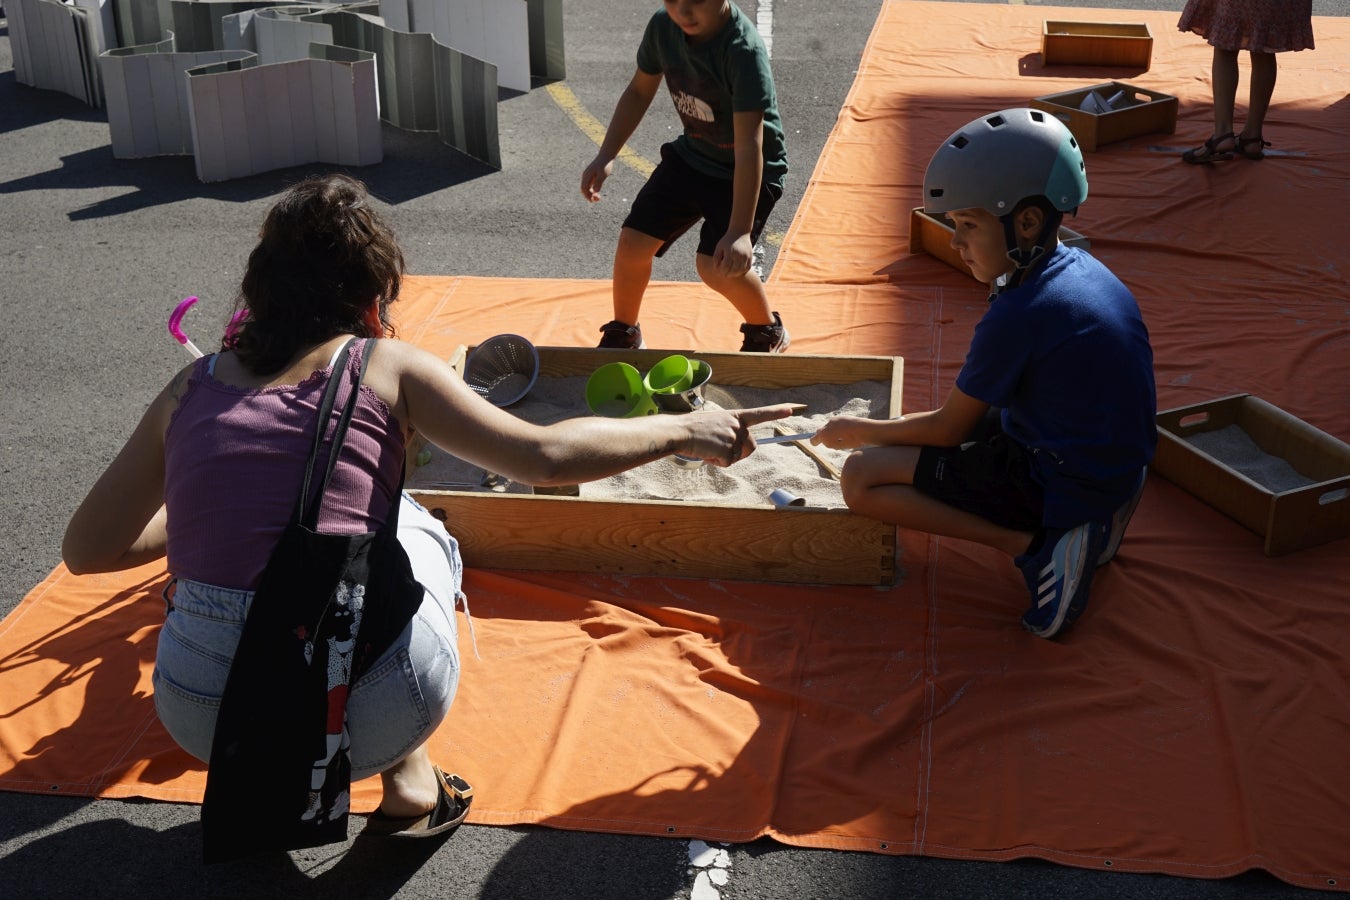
[
  {"xmin": 409, "ymin": 347, "xmax": 903, "ymax": 585},
  {"xmin": 909, "ymin": 207, "xmax": 1090, "ymax": 280},
  {"xmin": 1152, "ymin": 394, "xmax": 1350, "ymax": 556},
  {"xmin": 1030, "ymin": 81, "xmax": 1177, "ymax": 152},
  {"xmin": 1042, "ymin": 21, "xmax": 1153, "ymax": 68}
]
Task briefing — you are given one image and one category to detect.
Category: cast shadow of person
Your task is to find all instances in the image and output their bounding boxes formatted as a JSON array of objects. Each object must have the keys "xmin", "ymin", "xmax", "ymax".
[
  {"xmin": 0, "ymin": 570, "xmax": 200, "ymax": 792},
  {"xmin": 0, "ymin": 805, "xmax": 458, "ymax": 899}
]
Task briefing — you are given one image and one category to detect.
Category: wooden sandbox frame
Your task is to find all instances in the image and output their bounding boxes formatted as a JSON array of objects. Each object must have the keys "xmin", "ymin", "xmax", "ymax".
[{"xmin": 409, "ymin": 347, "xmax": 903, "ymax": 585}]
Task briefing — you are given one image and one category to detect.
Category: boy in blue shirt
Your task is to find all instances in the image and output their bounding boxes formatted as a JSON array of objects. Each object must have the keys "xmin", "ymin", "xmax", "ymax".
[
  {"xmin": 813, "ymin": 108, "xmax": 1157, "ymax": 638},
  {"xmin": 581, "ymin": 0, "xmax": 790, "ymax": 353}
]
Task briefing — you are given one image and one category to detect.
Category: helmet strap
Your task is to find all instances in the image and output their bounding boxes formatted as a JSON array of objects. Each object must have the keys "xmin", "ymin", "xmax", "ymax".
[{"xmin": 997, "ymin": 209, "xmax": 1064, "ymax": 292}]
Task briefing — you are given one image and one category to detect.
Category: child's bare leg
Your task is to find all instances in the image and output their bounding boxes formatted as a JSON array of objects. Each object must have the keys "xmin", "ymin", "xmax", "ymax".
[
  {"xmin": 841, "ymin": 446, "xmax": 1034, "ymax": 558},
  {"xmin": 376, "ymin": 742, "xmax": 441, "ymax": 819},
  {"xmin": 1243, "ymin": 50, "xmax": 1277, "ymax": 138},
  {"xmin": 612, "ymin": 227, "xmax": 665, "ymax": 325},
  {"xmin": 1210, "ymin": 47, "xmax": 1240, "ymax": 139},
  {"xmin": 695, "ymin": 252, "xmax": 774, "ymax": 325}
]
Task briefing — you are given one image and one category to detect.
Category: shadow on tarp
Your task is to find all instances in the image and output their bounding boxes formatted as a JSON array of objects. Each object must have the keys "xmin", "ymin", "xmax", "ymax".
[
  {"xmin": 805, "ymin": 85, "xmax": 1348, "ymax": 305},
  {"xmin": 861, "ymin": 88, "xmax": 1081, "ymax": 284},
  {"xmin": 0, "ymin": 572, "xmax": 200, "ymax": 794},
  {"xmin": 1016, "ymin": 52, "xmax": 1149, "ymax": 80}
]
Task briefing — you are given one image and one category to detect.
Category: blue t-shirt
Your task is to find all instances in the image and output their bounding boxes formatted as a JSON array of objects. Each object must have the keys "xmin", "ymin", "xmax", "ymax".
[
  {"xmin": 636, "ymin": 5, "xmax": 788, "ymax": 189},
  {"xmin": 955, "ymin": 245, "xmax": 1157, "ymax": 528}
]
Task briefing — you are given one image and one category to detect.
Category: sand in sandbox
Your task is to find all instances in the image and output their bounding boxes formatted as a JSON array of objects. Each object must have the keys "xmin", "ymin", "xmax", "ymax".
[{"xmin": 409, "ymin": 376, "xmax": 893, "ymax": 509}]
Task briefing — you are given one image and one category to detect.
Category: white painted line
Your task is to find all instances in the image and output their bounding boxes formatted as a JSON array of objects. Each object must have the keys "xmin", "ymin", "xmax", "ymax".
[
  {"xmin": 687, "ymin": 839, "xmax": 733, "ymax": 898},
  {"xmin": 758, "ymin": 0, "xmax": 774, "ymax": 57}
]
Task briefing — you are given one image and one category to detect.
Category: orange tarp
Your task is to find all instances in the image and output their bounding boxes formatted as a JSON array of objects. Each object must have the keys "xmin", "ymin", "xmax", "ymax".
[{"xmin": 2, "ymin": 2, "xmax": 1348, "ymax": 892}]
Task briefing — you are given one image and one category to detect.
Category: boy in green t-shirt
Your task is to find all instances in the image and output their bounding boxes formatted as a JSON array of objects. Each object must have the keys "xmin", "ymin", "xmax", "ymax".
[{"xmin": 581, "ymin": 0, "xmax": 790, "ymax": 353}]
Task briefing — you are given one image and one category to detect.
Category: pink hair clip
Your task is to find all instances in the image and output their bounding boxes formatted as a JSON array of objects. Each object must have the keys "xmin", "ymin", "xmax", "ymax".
[
  {"xmin": 168, "ymin": 296, "xmax": 204, "ymax": 358},
  {"xmin": 223, "ymin": 308, "xmax": 247, "ymax": 343}
]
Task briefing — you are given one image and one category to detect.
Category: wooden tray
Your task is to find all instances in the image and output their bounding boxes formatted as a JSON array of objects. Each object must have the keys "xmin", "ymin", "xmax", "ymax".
[
  {"xmin": 1042, "ymin": 21, "xmax": 1153, "ymax": 68},
  {"xmin": 1153, "ymin": 394, "xmax": 1350, "ymax": 555}
]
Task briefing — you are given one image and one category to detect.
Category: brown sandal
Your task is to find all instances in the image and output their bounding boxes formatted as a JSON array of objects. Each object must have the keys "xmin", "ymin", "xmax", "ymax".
[
  {"xmin": 1182, "ymin": 133, "xmax": 1235, "ymax": 165},
  {"xmin": 1236, "ymin": 135, "xmax": 1271, "ymax": 160},
  {"xmin": 359, "ymin": 767, "xmax": 474, "ymax": 839}
]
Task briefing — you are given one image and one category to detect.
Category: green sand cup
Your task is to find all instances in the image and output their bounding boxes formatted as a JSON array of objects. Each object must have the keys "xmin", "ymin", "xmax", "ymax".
[
  {"xmin": 586, "ymin": 362, "xmax": 658, "ymax": 418},
  {"xmin": 643, "ymin": 354, "xmax": 694, "ymax": 395}
]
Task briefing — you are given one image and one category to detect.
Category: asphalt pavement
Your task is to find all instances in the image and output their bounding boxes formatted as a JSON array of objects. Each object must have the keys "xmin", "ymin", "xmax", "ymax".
[{"xmin": 1, "ymin": 1, "xmax": 1345, "ymax": 897}]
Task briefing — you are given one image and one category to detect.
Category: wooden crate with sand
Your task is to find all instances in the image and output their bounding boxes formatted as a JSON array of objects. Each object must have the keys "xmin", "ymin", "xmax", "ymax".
[
  {"xmin": 1153, "ymin": 394, "xmax": 1350, "ymax": 555},
  {"xmin": 408, "ymin": 347, "xmax": 903, "ymax": 585}
]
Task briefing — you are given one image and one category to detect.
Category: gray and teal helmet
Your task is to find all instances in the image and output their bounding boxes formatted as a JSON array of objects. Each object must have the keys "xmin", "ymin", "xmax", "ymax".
[{"xmin": 922, "ymin": 108, "xmax": 1088, "ymax": 218}]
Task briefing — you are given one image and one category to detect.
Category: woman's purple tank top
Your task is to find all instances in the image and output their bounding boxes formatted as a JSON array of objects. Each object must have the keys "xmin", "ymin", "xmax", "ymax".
[{"xmin": 164, "ymin": 339, "xmax": 406, "ymax": 589}]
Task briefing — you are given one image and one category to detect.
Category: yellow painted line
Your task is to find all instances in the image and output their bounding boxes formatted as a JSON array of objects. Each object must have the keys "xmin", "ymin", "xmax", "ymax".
[{"xmin": 546, "ymin": 83, "xmax": 655, "ymax": 178}]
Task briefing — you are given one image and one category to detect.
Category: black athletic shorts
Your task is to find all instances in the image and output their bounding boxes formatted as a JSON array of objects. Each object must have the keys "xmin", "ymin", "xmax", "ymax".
[
  {"xmin": 623, "ymin": 143, "xmax": 782, "ymax": 258},
  {"xmin": 912, "ymin": 429, "xmax": 1044, "ymax": 533}
]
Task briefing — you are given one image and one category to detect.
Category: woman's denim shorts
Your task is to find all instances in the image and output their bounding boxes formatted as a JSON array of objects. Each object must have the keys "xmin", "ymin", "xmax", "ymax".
[{"xmin": 152, "ymin": 495, "xmax": 463, "ymax": 780}]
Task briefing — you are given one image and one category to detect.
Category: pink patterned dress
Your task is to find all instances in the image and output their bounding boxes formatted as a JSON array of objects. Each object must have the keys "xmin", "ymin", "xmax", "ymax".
[{"xmin": 1178, "ymin": 0, "xmax": 1315, "ymax": 53}]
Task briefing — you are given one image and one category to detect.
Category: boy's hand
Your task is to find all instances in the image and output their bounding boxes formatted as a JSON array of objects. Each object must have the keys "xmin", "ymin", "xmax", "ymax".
[
  {"xmin": 581, "ymin": 156, "xmax": 615, "ymax": 203},
  {"xmin": 811, "ymin": 416, "xmax": 872, "ymax": 450},
  {"xmin": 713, "ymin": 232, "xmax": 755, "ymax": 276}
]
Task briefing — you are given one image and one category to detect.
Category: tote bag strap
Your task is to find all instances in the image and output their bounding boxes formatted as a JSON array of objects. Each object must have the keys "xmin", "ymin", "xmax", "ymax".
[{"xmin": 295, "ymin": 338, "xmax": 375, "ymax": 529}]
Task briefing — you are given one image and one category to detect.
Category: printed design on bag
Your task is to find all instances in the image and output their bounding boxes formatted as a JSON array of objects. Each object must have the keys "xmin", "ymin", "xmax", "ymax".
[{"xmin": 300, "ymin": 579, "xmax": 365, "ymax": 824}]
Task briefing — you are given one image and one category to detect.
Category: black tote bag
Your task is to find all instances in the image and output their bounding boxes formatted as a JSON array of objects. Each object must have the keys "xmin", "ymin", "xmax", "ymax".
[{"xmin": 201, "ymin": 339, "xmax": 425, "ymax": 862}]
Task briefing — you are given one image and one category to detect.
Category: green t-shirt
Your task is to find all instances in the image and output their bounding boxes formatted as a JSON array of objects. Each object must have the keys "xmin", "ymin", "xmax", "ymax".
[{"xmin": 636, "ymin": 4, "xmax": 788, "ymax": 189}]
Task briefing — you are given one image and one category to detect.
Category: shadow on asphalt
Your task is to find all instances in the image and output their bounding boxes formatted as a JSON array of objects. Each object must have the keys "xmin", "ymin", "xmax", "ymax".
[{"xmin": 0, "ymin": 73, "xmax": 500, "ymax": 213}]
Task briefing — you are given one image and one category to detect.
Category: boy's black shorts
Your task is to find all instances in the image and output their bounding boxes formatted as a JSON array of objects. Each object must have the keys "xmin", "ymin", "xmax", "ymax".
[
  {"xmin": 913, "ymin": 431, "xmax": 1045, "ymax": 533},
  {"xmin": 623, "ymin": 142, "xmax": 782, "ymax": 258}
]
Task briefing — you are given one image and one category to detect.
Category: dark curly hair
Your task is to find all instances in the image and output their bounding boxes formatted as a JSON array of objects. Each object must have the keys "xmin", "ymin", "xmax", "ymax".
[{"xmin": 224, "ymin": 174, "xmax": 405, "ymax": 374}]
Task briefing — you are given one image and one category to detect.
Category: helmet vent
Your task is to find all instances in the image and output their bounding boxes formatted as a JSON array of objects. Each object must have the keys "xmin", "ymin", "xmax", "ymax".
[
  {"xmin": 929, "ymin": 188, "xmax": 945, "ymax": 199},
  {"xmin": 987, "ymin": 114, "xmax": 1006, "ymax": 128},
  {"xmin": 951, "ymin": 136, "xmax": 969, "ymax": 150},
  {"xmin": 1029, "ymin": 110, "xmax": 1045, "ymax": 123}
]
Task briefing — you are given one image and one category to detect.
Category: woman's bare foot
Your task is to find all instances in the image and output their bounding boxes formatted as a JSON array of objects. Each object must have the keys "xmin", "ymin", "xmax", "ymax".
[{"xmin": 376, "ymin": 743, "xmax": 441, "ymax": 819}]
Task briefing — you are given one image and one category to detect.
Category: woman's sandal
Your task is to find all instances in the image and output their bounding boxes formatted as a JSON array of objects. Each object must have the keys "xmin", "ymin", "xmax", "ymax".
[
  {"xmin": 1236, "ymin": 135, "xmax": 1271, "ymax": 160},
  {"xmin": 359, "ymin": 766, "xmax": 474, "ymax": 839},
  {"xmin": 1182, "ymin": 132, "xmax": 1235, "ymax": 165}
]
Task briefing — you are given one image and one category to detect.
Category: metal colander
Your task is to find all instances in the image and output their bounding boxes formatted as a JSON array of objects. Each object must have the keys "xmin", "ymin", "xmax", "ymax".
[{"xmin": 464, "ymin": 333, "xmax": 540, "ymax": 407}]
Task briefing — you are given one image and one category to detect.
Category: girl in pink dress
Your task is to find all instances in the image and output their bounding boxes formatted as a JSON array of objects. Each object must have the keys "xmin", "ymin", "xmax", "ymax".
[{"xmin": 1178, "ymin": 0, "xmax": 1315, "ymax": 163}]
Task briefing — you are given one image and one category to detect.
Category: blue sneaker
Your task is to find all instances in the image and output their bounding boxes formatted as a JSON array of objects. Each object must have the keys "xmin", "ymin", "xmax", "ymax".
[
  {"xmin": 1097, "ymin": 467, "xmax": 1147, "ymax": 566},
  {"xmin": 1017, "ymin": 522, "xmax": 1106, "ymax": 638}
]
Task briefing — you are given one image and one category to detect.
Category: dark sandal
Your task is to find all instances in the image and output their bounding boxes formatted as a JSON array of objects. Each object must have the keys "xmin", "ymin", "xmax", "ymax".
[
  {"xmin": 360, "ymin": 766, "xmax": 474, "ymax": 839},
  {"xmin": 1236, "ymin": 135, "xmax": 1271, "ymax": 160},
  {"xmin": 1182, "ymin": 132, "xmax": 1235, "ymax": 165}
]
